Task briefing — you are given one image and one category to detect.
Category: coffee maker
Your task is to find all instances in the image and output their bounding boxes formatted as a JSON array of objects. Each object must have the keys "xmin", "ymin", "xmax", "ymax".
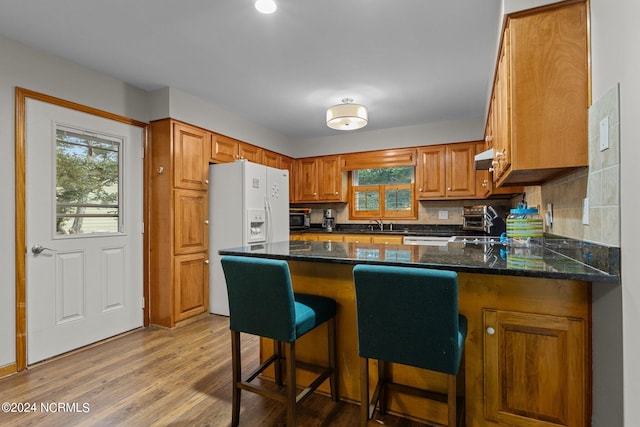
[{"xmin": 322, "ymin": 209, "xmax": 336, "ymax": 232}]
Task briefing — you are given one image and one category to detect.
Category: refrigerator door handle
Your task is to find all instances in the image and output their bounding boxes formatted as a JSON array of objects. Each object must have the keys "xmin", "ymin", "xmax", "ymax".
[{"xmin": 265, "ymin": 197, "xmax": 273, "ymax": 243}]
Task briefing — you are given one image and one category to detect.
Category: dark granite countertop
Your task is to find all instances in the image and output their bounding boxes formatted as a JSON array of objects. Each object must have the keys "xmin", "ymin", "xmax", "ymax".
[
  {"xmin": 219, "ymin": 239, "xmax": 620, "ymax": 283},
  {"xmin": 292, "ymin": 224, "xmax": 468, "ymax": 237}
]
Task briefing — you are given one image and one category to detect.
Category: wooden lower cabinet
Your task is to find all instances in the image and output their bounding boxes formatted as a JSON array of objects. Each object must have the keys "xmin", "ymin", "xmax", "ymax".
[
  {"xmin": 483, "ymin": 309, "xmax": 586, "ymax": 426},
  {"xmin": 292, "ymin": 233, "xmax": 405, "ymax": 244},
  {"xmin": 174, "ymin": 253, "xmax": 209, "ymax": 322},
  {"xmin": 260, "ymin": 264, "xmax": 591, "ymax": 426}
]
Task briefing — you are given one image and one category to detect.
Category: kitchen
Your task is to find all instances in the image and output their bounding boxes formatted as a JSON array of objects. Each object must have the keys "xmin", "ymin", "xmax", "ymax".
[{"xmin": 0, "ymin": 0, "xmax": 637, "ymax": 426}]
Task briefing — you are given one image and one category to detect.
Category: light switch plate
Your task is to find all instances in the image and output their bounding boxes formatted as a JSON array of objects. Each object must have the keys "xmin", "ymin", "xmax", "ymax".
[
  {"xmin": 582, "ymin": 198, "xmax": 590, "ymax": 225},
  {"xmin": 599, "ymin": 117, "xmax": 609, "ymax": 151}
]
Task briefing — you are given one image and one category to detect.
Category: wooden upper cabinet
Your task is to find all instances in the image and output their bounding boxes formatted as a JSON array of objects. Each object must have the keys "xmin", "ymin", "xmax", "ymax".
[
  {"xmin": 484, "ymin": 309, "xmax": 586, "ymax": 426},
  {"xmin": 491, "ymin": 1, "xmax": 588, "ymax": 186},
  {"xmin": 173, "ymin": 122, "xmax": 211, "ymax": 190},
  {"xmin": 318, "ymin": 156, "xmax": 342, "ymax": 201},
  {"xmin": 211, "ymin": 133, "xmax": 265, "ymax": 165},
  {"xmin": 238, "ymin": 142, "xmax": 263, "ymax": 164},
  {"xmin": 416, "ymin": 146, "xmax": 446, "ymax": 198},
  {"xmin": 262, "ymin": 150, "xmax": 280, "ymax": 168},
  {"xmin": 211, "ymin": 134, "xmax": 239, "ymax": 163},
  {"xmin": 476, "ymin": 141, "xmax": 524, "ymax": 198},
  {"xmin": 416, "ymin": 142, "xmax": 475, "ymax": 199},
  {"xmin": 445, "ymin": 142, "xmax": 476, "ymax": 198},
  {"xmin": 279, "ymin": 156, "xmax": 295, "ymax": 202},
  {"xmin": 295, "ymin": 157, "xmax": 319, "ymax": 202},
  {"xmin": 295, "ymin": 155, "xmax": 342, "ymax": 202}
]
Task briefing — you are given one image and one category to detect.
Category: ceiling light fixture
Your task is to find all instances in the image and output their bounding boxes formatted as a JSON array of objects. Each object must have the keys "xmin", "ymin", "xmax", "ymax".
[
  {"xmin": 326, "ymin": 98, "xmax": 368, "ymax": 131},
  {"xmin": 255, "ymin": 0, "xmax": 277, "ymax": 14}
]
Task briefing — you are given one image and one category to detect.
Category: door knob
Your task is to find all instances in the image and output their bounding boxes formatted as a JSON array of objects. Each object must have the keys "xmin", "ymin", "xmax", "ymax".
[{"xmin": 31, "ymin": 244, "xmax": 55, "ymax": 254}]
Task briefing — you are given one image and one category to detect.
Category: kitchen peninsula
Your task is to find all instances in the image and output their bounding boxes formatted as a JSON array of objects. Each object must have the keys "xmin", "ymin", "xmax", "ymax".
[{"xmin": 220, "ymin": 239, "xmax": 617, "ymax": 426}]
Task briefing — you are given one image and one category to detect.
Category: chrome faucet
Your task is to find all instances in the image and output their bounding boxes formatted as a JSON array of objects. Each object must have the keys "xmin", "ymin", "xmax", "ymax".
[{"xmin": 373, "ymin": 219, "xmax": 384, "ymax": 231}]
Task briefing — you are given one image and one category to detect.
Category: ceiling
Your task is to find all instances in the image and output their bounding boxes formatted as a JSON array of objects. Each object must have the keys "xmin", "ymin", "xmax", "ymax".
[{"xmin": 0, "ymin": 0, "xmax": 503, "ymax": 139}]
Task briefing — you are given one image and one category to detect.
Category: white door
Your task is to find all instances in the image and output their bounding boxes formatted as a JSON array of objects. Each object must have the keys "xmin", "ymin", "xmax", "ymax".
[{"xmin": 26, "ymin": 99, "xmax": 143, "ymax": 364}]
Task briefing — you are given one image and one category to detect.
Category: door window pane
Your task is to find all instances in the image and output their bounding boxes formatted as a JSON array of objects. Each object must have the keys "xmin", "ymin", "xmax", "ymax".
[{"xmin": 55, "ymin": 125, "xmax": 122, "ymax": 235}]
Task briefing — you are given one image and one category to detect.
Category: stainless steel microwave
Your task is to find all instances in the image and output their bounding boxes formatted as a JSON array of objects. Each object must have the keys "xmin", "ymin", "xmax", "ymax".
[{"xmin": 289, "ymin": 208, "xmax": 311, "ymax": 230}]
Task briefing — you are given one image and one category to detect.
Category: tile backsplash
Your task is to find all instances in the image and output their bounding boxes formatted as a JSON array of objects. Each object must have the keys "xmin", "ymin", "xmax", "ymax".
[{"xmin": 526, "ymin": 84, "xmax": 621, "ymax": 247}]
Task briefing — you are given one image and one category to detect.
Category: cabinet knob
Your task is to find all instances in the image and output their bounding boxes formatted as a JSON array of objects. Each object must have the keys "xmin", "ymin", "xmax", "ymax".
[
  {"xmin": 205, "ymin": 179, "xmax": 209, "ymax": 184},
  {"xmin": 419, "ymin": 188, "xmax": 423, "ymax": 192},
  {"xmin": 335, "ymin": 192, "xmax": 339, "ymax": 195},
  {"xmin": 204, "ymin": 220, "xmax": 209, "ymax": 225},
  {"xmin": 485, "ymin": 135, "xmax": 493, "ymax": 142},
  {"xmin": 313, "ymin": 192, "xmax": 317, "ymax": 196},
  {"xmin": 204, "ymin": 259, "xmax": 210, "ymax": 264},
  {"xmin": 482, "ymin": 180, "xmax": 488, "ymax": 187},
  {"xmin": 486, "ymin": 327, "xmax": 495, "ymax": 335},
  {"xmin": 447, "ymin": 187, "xmax": 452, "ymax": 191}
]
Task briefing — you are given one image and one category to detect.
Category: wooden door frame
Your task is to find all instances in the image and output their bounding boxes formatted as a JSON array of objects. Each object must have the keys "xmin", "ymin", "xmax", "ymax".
[{"xmin": 13, "ymin": 87, "xmax": 149, "ymax": 372}]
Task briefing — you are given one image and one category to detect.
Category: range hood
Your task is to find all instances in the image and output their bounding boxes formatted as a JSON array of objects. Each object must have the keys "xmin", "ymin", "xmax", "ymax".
[{"xmin": 474, "ymin": 148, "xmax": 494, "ymax": 170}]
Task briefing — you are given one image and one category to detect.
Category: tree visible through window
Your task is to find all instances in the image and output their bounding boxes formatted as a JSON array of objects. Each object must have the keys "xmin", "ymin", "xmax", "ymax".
[
  {"xmin": 55, "ymin": 125, "xmax": 122, "ymax": 235},
  {"xmin": 350, "ymin": 167, "xmax": 417, "ymax": 219}
]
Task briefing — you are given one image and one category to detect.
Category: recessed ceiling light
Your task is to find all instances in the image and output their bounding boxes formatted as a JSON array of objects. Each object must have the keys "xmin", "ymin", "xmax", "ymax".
[{"xmin": 255, "ymin": 0, "xmax": 277, "ymax": 14}]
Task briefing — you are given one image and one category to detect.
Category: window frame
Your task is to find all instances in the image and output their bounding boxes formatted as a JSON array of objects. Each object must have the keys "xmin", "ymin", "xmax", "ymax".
[{"xmin": 348, "ymin": 172, "xmax": 418, "ymax": 220}]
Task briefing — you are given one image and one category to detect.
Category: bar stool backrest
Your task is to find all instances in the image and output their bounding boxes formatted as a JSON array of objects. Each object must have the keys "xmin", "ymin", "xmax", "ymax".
[
  {"xmin": 353, "ymin": 264, "xmax": 465, "ymax": 375},
  {"xmin": 221, "ymin": 256, "xmax": 297, "ymax": 343}
]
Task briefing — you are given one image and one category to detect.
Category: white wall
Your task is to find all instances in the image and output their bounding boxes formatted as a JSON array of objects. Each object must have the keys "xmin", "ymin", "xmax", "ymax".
[
  {"xmin": 0, "ymin": 35, "xmax": 150, "ymax": 367},
  {"xmin": 289, "ymin": 118, "xmax": 484, "ymax": 158},
  {"xmin": 149, "ymin": 87, "xmax": 293, "ymax": 156},
  {"xmin": 590, "ymin": 1, "xmax": 640, "ymax": 425}
]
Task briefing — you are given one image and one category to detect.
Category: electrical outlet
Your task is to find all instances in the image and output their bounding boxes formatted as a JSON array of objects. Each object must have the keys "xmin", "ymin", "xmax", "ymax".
[{"xmin": 438, "ymin": 210, "xmax": 448, "ymax": 220}]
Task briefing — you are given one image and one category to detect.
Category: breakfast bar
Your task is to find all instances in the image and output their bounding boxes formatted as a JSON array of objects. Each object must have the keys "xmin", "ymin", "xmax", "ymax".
[{"xmin": 219, "ymin": 238, "xmax": 618, "ymax": 426}]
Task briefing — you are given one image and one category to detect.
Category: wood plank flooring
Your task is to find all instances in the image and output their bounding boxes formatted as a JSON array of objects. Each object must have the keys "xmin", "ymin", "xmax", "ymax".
[{"xmin": 0, "ymin": 314, "xmax": 430, "ymax": 426}]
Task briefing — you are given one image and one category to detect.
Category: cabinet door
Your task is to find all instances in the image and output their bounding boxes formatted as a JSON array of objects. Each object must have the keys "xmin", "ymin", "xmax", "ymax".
[
  {"xmin": 343, "ymin": 234, "xmax": 371, "ymax": 243},
  {"xmin": 280, "ymin": 156, "xmax": 295, "ymax": 202},
  {"xmin": 173, "ymin": 123, "xmax": 210, "ymax": 190},
  {"xmin": 316, "ymin": 234, "xmax": 344, "ymax": 242},
  {"xmin": 211, "ymin": 134, "xmax": 239, "ymax": 163},
  {"xmin": 174, "ymin": 252, "xmax": 209, "ymax": 322},
  {"xmin": 296, "ymin": 158, "xmax": 319, "ymax": 202},
  {"xmin": 492, "ymin": 30, "xmax": 512, "ymax": 182},
  {"xmin": 262, "ymin": 150, "xmax": 280, "ymax": 168},
  {"xmin": 416, "ymin": 146, "xmax": 446, "ymax": 199},
  {"xmin": 174, "ymin": 189, "xmax": 208, "ymax": 255},
  {"xmin": 475, "ymin": 141, "xmax": 492, "ymax": 198},
  {"xmin": 318, "ymin": 155, "xmax": 342, "ymax": 201},
  {"xmin": 370, "ymin": 235, "xmax": 403, "ymax": 244},
  {"xmin": 484, "ymin": 309, "xmax": 586, "ymax": 426},
  {"xmin": 239, "ymin": 143, "xmax": 263, "ymax": 163},
  {"xmin": 446, "ymin": 143, "xmax": 476, "ymax": 198}
]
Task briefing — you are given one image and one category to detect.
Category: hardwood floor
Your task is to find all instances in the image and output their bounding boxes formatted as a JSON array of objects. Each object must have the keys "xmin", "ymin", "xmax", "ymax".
[{"xmin": 0, "ymin": 314, "xmax": 430, "ymax": 426}]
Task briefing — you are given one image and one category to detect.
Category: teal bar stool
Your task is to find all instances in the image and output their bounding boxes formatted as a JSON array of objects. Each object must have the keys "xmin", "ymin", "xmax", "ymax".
[
  {"xmin": 220, "ymin": 256, "xmax": 338, "ymax": 426},
  {"xmin": 353, "ymin": 264, "xmax": 467, "ymax": 426}
]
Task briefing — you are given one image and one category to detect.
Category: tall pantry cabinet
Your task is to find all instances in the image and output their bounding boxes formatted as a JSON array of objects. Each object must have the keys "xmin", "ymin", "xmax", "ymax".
[{"xmin": 149, "ymin": 119, "xmax": 210, "ymax": 328}]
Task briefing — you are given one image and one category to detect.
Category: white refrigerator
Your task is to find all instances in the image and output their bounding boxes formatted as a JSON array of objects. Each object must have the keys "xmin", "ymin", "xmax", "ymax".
[{"xmin": 209, "ymin": 160, "xmax": 290, "ymax": 315}]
